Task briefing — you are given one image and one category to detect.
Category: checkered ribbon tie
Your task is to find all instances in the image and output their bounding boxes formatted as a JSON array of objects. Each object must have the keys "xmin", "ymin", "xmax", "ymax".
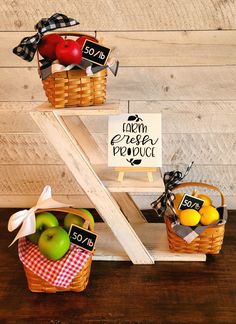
[
  {"xmin": 13, "ymin": 13, "xmax": 79, "ymax": 62},
  {"xmin": 151, "ymin": 162, "xmax": 194, "ymax": 217},
  {"xmin": 18, "ymin": 237, "xmax": 91, "ymax": 288}
]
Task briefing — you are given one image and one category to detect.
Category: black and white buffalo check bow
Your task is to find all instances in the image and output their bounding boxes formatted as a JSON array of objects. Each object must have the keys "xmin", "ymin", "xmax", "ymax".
[
  {"xmin": 151, "ymin": 161, "xmax": 194, "ymax": 217},
  {"xmin": 13, "ymin": 13, "xmax": 79, "ymax": 62}
]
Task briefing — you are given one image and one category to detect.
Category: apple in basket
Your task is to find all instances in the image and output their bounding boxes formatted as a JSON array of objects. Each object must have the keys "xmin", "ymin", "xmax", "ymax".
[
  {"xmin": 64, "ymin": 208, "xmax": 95, "ymax": 232},
  {"xmin": 76, "ymin": 35, "xmax": 98, "ymax": 48},
  {"xmin": 38, "ymin": 226, "xmax": 70, "ymax": 261},
  {"xmin": 38, "ymin": 33, "xmax": 63, "ymax": 60},
  {"xmin": 56, "ymin": 39, "xmax": 82, "ymax": 66},
  {"xmin": 27, "ymin": 212, "xmax": 59, "ymax": 244}
]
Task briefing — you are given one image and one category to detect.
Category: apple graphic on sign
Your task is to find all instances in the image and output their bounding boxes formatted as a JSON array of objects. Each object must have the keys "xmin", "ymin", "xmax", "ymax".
[
  {"xmin": 27, "ymin": 212, "xmax": 59, "ymax": 244},
  {"xmin": 38, "ymin": 33, "xmax": 63, "ymax": 60},
  {"xmin": 38, "ymin": 226, "xmax": 70, "ymax": 261},
  {"xmin": 56, "ymin": 39, "xmax": 82, "ymax": 66},
  {"xmin": 64, "ymin": 208, "xmax": 95, "ymax": 232}
]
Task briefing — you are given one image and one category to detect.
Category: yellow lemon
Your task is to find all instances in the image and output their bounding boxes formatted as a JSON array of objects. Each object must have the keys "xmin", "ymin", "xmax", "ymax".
[
  {"xmin": 197, "ymin": 194, "xmax": 212, "ymax": 207},
  {"xmin": 199, "ymin": 205, "xmax": 219, "ymax": 225},
  {"xmin": 179, "ymin": 209, "xmax": 201, "ymax": 226},
  {"xmin": 173, "ymin": 193, "xmax": 184, "ymax": 216}
]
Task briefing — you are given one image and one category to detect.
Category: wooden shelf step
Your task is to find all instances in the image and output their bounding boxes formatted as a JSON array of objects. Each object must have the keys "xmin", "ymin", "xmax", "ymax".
[
  {"xmin": 94, "ymin": 223, "xmax": 206, "ymax": 262},
  {"xmin": 36, "ymin": 102, "xmax": 120, "ymax": 116},
  {"xmin": 94, "ymin": 164, "xmax": 164, "ymax": 193}
]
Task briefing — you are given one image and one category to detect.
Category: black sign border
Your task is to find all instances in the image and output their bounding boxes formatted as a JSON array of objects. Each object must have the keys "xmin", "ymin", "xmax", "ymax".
[
  {"xmin": 82, "ymin": 39, "xmax": 111, "ymax": 66},
  {"xmin": 179, "ymin": 193, "xmax": 205, "ymax": 211},
  {"xmin": 68, "ymin": 224, "xmax": 98, "ymax": 253}
]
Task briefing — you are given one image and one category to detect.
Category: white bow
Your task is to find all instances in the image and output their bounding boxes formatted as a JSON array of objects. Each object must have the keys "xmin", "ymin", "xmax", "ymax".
[{"xmin": 8, "ymin": 185, "xmax": 71, "ymax": 246}]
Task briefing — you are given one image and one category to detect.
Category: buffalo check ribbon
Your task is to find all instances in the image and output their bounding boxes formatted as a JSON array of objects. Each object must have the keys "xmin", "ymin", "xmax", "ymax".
[
  {"xmin": 18, "ymin": 237, "xmax": 91, "ymax": 288},
  {"xmin": 151, "ymin": 162, "xmax": 194, "ymax": 217},
  {"xmin": 13, "ymin": 13, "xmax": 79, "ymax": 62}
]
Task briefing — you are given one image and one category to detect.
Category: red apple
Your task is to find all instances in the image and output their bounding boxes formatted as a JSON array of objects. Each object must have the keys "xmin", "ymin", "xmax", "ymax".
[
  {"xmin": 56, "ymin": 39, "xmax": 82, "ymax": 65},
  {"xmin": 38, "ymin": 33, "xmax": 63, "ymax": 60},
  {"xmin": 76, "ymin": 36, "xmax": 98, "ymax": 49}
]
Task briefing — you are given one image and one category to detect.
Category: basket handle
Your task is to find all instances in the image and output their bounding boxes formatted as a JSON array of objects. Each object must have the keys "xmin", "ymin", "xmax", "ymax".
[
  {"xmin": 35, "ymin": 207, "xmax": 94, "ymax": 232},
  {"xmin": 55, "ymin": 31, "xmax": 98, "ymax": 41},
  {"xmin": 173, "ymin": 182, "xmax": 225, "ymax": 206}
]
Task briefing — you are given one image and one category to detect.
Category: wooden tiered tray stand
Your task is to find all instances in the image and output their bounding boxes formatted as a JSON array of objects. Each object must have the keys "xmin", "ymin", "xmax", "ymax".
[{"xmin": 30, "ymin": 102, "xmax": 206, "ymax": 264}]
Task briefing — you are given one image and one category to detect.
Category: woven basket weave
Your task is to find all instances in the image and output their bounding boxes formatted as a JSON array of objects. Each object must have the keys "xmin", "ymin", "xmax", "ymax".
[
  {"xmin": 165, "ymin": 182, "xmax": 226, "ymax": 254},
  {"xmin": 38, "ymin": 32, "xmax": 107, "ymax": 108},
  {"xmin": 23, "ymin": 207, "xmax": 94, "ymax": 293}
]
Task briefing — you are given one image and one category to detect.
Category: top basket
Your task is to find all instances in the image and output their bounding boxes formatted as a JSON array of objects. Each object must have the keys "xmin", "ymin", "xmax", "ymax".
[{"xmin": 37, "ymin": 32, "xmax": 107, "ymax": 108}]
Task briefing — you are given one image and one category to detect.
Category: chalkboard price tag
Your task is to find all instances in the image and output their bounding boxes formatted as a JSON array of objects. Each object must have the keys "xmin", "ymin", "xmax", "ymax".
[
  {"xmin": 179, "ymin": 194, "xmax": 204, "ymax": 211},
  {"xmin": 69, "ymin": 224, "xmax": 98, "ymax": 253},
  {"xmin": 82, "ymin": 40, "xmax": 111, "ymax": 66}
]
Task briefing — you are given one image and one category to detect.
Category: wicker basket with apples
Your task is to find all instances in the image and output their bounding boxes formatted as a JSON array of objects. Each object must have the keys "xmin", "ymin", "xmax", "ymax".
[
  {"xmin": 13, "ymin": 13, "xmax": 118, "ymax": 109},
  {"xmin": 20, "ymin": 207, "xmax": 95, "ymax": 293},
  {"xmin": 37, "ymin": 32, "xmax": 108, "ymax": 108}
]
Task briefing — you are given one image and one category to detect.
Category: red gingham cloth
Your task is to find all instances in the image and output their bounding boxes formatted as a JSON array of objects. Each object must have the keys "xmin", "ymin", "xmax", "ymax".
[{"xmin": 18, "ymin": 237, "xmax": 92, "ymax": 288}]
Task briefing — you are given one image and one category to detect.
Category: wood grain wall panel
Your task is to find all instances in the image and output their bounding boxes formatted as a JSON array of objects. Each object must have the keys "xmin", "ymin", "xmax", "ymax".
[
  {"xmin": 0, "ymin": 195, "xmax": 93, "ymax": 208},
  {"xmin": 1, "ymin": 0, "xmax": 235, "ymax": 31},
  {"xmin": 129, "ymin": 101, "xmax": 236, "ymax": 134},
  {"xmin": 0, "ymin": 134, "xmax": 63, "ymax": 164},
  {"xmin": 5, "ymin": 31, "xmax": 236, "ymax": 67},
  {"xmin": 1, "ymin": 66, "xmax": 236, "ymax": 101},
  {"xmin": 80, "ymin": 101, "xmax": 236, "ymax": 134},
  {"xmin": 0, "ymin": 165, "xmax": 84, "ymax": 194},
  {"xmin": 0, "ymin": 102, "xmax": 40, "ymax": 133}
]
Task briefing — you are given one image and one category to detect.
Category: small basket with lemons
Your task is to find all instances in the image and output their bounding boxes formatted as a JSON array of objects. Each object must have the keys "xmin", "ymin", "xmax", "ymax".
[
  {"xmin": 152, "ymin": 164, "xmax": 228, "ymax": 254},
  {"xmin": 165, "ymin": 182, "xmax": 227, "ymax": 254}
]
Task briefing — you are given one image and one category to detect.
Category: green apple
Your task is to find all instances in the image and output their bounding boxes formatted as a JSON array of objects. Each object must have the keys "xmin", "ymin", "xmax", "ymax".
[
  {"xmin": 27, "ymin": 212, "xmax": 59, "ymax": 244},
  {"xmin": 64, "ymin": 209, "xmax": 95, "ymax": 232},
  {"xmin": 79, "ymin": 208, "xmax": 95, "ymax": 229},
  {"xmin": 38, "ymin": 226, "xmax": 70, "ymax": 261}
]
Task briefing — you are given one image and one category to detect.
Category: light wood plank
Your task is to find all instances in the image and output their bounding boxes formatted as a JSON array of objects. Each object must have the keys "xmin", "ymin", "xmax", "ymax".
[
  {"xmin": 0, "ymin": 165, "xmax": 84, "ymax": 194},
  {"xmin": 2, "ymin": 67, "xmax": 236, "ymax": 101},
  {"xmin": 78, "ymin": 101, "xmax": 236, "ymax": 134},
  {"xmin": 94, "ymin": 223, "xmax": 206, "ymax": 261},
  {"xmin": 6, "ymin": 31, "xmax": 236, "ymax": 67},
  {"xmin": 111, "ymin": 192, "xmax": 147, "ymax": 224},
  {"xmin": 0, "ymin": 102, "xmax": 40, "ymax": 133},
  {"xmin": 0, "ymin": 134, "xmax": 62, "ymax": 164},
  {"xmin": 0, "ymin": 101, "xmax": 235, "ymax": 134},
  {"xmin": 0, "ymin": 194, "xmax": 93, "ymax": 208},
  {"xmin": 0, "ymin": 164, "xmax": 233, "ymax": 202},
  {"xmin": 1, "ymin": 0, "xmax": 235, "ymax": 31},
  {"xmin": 129, "ymin": 101, "xmax": 236, "ymax": 134},
  {"xmin": 37, "ymin": 102, "xmax": 120, "ymax": 115},
  {"xmin": 31, "ymin": 110, "xmax": 154, "ymax": 264},
  {"xmin": 94, "ymin": 165, "xmax": 164, "ymax": 193},
  {"xmin": 0, "ymin": 102, "xmax": 127, "ymax": 133}
]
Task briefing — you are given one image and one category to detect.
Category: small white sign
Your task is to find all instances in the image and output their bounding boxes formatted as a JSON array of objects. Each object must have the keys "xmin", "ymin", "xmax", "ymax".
[{"xmin": 108, "ymin": 113, "xmax": 162, "ymax": 167}]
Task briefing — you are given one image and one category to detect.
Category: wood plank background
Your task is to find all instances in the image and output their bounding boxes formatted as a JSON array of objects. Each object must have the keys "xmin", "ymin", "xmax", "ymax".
[{"xmin": 0, "ymin": 0, "xmax": 235, "ymax": 208}]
